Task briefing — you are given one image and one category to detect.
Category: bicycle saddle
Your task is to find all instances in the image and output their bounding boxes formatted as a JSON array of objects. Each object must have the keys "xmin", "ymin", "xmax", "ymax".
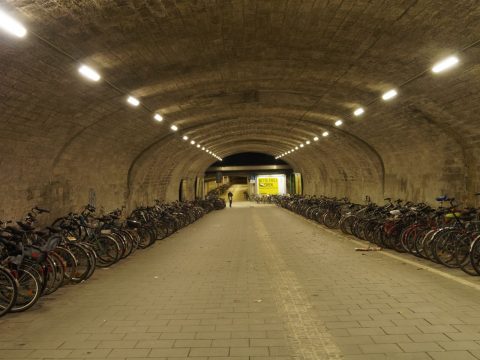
[
  {"xmin": 46, "ymin": 226, "xmax": 62, "ymax": 234},
  {"xmin": 127, "ymin": 219, "xmax": 141, "ymax": 228},
  {"xmin": 16, "ymin": 221, "xmax": 35, "ymax": 231}
]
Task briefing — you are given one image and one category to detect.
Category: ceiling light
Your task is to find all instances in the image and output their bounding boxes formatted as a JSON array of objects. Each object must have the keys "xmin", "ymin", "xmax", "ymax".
[
  {"xmin": 202, "ymin": 147, "xmax": 205, "ymax": 150},
  {"xmin": 295, "ymin": 146, "xmax": 299, "ymax": 150},
  {"xmin": 354, "ymin": 107, "xmax": 364, "ymax": 116},
  {"xmin": 190, "ymin": 140, "xmax": 195, "ymax": 145},
  {"xmin": 306, "ymin": 140, "xmax": 311, "ymax": 145},
  {"xmin": 335, "ymin": 119, "xmax": 343, "ymax": 127},
  {"xmin": 127, "ymin": 96, "xmax": 140, "ymax": 107},
  {"xmin": 196, "ymin": 144, "xmax": 200, "ymax": 148},
  {"xmin": 0, "ymin": 9, "xmax": 27, "ymax": 38},
  {"xmin": 322, "ymin": 131, "xmax": 329, "ymax": 137},
  {"xmin": 432, "ymin": 56, "xmax": 459, "ymax": 73},
  {"xmin": 382, "ymin": 89, "xmax": 398, "ymax": 101},
  {"xmin": 314, "ymin": 136, "xmax": 319, "ymax": 141},
  {"xmin": 78, "ymin": 65, "xmax": 101, "ymax": 82},
  {"xmin": 170, "ymin": 125, "xmax": 178, "ymax": 131},
  {"xmin": 300, "ymin": 144, "xmax": 304, "ymax": 148},
  {"xmin": 182, "ymin": 135, "xmax": 188, "ymax": 141},
  {"xmin": 153, "ymin": 113, "xmax": 163, "ymax": 122}
]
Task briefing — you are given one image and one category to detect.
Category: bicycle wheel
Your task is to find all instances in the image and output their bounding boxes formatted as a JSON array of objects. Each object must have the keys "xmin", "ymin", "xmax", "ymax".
[
  {"xmin": 456, "ymin": 233, "xmax": 478, "ymax": 276},
  {"xmin": 77, "ymin": 243, "xmax": 97, "ymax": 280},
  {"xmin": 41, "ymin": 255, "xmax": 58, "ymax": 295},
  {"xmin": 469, "ymin": 236, "xmax": 480, "ymax": 275},
  {"xmin": 323, "ymin": 211, "xmax": 341, "ymax": 229},
  {"xmin": 0, "ymin": 267, "xmax": 17, "ymax": 317},
  {"xmin": 54, "ymin": 246, "xmax": 78, "ymax": 284},
  {"xmin": 433, "ymin": 229, "xmax": 459, "ymax": 268},
  {"xmin": 125, "ymin": 229, "xmax": 140, "ymax": 250},
  {"xmin": 68, "ymin": 243, "xmax": 92, "ymax": 283},
  {"xmin": 10, "ymin": 268, "xmax": 41, "ymax": 312},
  {"xmin": 92, "ymin": 235, "xmax": 121, "ymax": 267},
  {"xmin": 43, "ymin": 252, "xmax": 65, "ymax": 295},
  {"xmin": 116, "ymin": 230, "xmax": 135, "ymax": 257},
  {"xmin": 340, "ymin": 215, "xmax": 356, "ymax": 235}
]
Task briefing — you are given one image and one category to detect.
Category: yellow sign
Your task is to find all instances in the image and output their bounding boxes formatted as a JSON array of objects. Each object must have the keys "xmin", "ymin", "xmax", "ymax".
[{"xmin": 258, "ymin": 177, "xmax": 279, "ymax": 195}]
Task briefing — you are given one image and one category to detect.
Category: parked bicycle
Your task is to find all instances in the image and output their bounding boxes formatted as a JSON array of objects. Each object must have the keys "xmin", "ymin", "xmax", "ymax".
[{"xmin": 0, "ymin": 197, "xmax": 225, "ymax": 317}]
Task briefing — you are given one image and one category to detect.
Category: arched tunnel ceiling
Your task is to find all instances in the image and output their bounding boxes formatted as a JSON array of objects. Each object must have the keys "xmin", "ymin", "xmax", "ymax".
[{"xmin": 1, "ymin": 0, "xmax": 480, "ymax": 215}]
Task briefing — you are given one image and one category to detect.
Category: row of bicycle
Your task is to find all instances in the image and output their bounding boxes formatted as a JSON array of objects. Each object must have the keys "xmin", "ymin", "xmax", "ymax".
[
  {"xmin": 0, "ymin": 197, "xmax": 226, "ymax": 317},
  {"xmin": 273, "ymin": 194, "xmax": 480, "ymax": 276}
]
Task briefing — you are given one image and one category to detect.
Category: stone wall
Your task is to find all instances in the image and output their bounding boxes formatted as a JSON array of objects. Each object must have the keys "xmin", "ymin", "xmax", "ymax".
[{"xmin": 1, "ymin": 0, "xmax": 479, "ymax": 221}]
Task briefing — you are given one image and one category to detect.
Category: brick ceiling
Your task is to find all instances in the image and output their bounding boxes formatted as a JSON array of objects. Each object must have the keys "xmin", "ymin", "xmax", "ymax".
[{"xmin": 1, "ymin": 0, "xmax": 479, "ymax": 210}]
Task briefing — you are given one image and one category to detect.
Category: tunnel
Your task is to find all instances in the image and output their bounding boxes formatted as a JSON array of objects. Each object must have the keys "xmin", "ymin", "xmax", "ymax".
[
  {"xmin": 1, "ymin": 1, "xmax": 478, "ymax": 219},
  {"xmin": 1, "ymin": 1, "xmax": 480, "ymax": 359}
]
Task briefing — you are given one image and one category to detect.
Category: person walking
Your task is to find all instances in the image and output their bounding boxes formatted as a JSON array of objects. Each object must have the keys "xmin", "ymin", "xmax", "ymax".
[{"xmin": 227, "ymin": 191, "xmax": 233, "ymax": 208}]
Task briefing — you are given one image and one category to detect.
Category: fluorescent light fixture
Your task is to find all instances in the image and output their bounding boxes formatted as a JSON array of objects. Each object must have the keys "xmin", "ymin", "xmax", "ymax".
[
  {"xmin": 382, "ymin": 89, "xmax": 397, "ymax": 101},
  {"xmin": 182, "ymin": 135, "xmax": 188, "ymax": 141},
  {"xmin": 170, "ymin": 124, "xmax": 178, "ymax": 131},
  {"xmin": 432, "ymin": 56, "xmax": 459, "ymax": 73},
  {"xmin": 300, "ymin": 144, "xmax": 304, "ymax": 148},
  {"xmin": 153, "ymin": 113, "xmax": 163, "ymax": 122},
  {"xmin": 322, "ymin": 131, "xmax": 329, "ymax": 137},
  {"xmin": 78, "ymin": 65, "xmax": 101, "ymax": 81},
  {"xmin": 354, "ymin": 107, "xmax": 364, "ymax": 116},
  {"xmin": 313, "ymin": 136, "xmax": 319, "ymax": 141},
  {"xmin": 306, "ymin": 140, "xmax": 311, "ymax": 145},
  {"xmin": 335, "ymin": 119, "xmax": 343, "ymax": 127},
  {"xmin": 0, "ymin": 9, "xmax": 27, "ymax": 38},
  {"xmin": 127, "ymin": 96, "xmax": 140, "ymax": 107},
  {"xmin": 190, "ymin": 140, "xmax": 195, "ymax": 145}
]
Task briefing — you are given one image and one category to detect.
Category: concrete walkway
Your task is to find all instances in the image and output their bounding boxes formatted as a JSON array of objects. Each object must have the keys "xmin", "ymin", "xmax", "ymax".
[{"xmin": 2, "ymin": 204, "xmax": 480, "ymax": 360}]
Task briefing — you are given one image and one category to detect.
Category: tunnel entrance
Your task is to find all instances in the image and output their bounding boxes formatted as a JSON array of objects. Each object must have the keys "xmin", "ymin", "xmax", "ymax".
[{"xmin": 204, "ymin": 152, "xmax": 301, "ymax": 200}]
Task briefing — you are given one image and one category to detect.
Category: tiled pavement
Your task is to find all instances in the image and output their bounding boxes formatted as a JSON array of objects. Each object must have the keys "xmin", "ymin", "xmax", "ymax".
[{"xmin": 2, "ymin": 203, "xmax": 480, "ymax": 359}]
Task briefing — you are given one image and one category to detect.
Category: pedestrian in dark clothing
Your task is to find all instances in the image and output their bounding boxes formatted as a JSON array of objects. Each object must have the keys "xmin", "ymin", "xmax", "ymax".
[{"xmin": 228, "ymin": 191, "xmax": 233, "ymax": 207}]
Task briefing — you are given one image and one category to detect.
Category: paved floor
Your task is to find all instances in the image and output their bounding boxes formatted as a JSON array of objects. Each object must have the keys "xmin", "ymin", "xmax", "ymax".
[{"xmin": 2, "ymin": 203, "xmax": 480, "ymax": 360}]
